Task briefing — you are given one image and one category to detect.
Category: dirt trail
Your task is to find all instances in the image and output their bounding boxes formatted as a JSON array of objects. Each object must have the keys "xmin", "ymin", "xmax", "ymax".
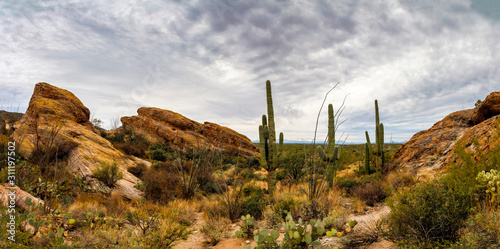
[
  {"xmin": 173, "ymin": 212, "xmax": 206, "ymax": 249},
  {"xmin": 349, "ymin": 204, "xmax": 390, "ymax": 226}
]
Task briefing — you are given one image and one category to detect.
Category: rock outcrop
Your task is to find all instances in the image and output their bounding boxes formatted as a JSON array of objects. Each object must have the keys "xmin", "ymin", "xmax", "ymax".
[
  {"xmin": 392, "ymin": 91, "xmax": 500, "ymax": 176},
  {"xmin": 0, "ymin": 184, "xmax": 44, "ymax": 210},
  {"xmin": 13, "ymin": 83, "xmax": 149, "ymax": 200},
  {"xmin": 471, "ymin": 92, "xmax": 500, "ymax": 124},
  {"xmin": 121, "ymin": 107, "xmax": 259, "ymax": 159}
]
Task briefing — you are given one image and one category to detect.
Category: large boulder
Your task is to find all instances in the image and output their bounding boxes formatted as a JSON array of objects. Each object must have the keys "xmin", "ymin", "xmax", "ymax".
[
  {"xmin": 13, "ymin": 83, "xmax": 149, "ymax": 200},
  {"xmin": 471, "ymin": 91, "xmax": 500, "ymax": 124},
  {"xmin": 392, "ymin": 91, "xmax": 500, "ymax": 177},
  {"xmin": 121, "ymin": 107, "xmax": 259, "ymax": 159}
]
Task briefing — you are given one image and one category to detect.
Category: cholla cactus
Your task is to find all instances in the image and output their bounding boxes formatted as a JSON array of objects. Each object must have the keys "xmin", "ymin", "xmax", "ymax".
[{"xmin": 476, "ymin": 169, "xmax": 500, "ymax": 203}]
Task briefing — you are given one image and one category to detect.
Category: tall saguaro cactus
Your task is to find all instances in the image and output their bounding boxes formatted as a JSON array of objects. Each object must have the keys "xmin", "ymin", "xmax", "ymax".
[
  {"xmin": 364, "ymin": 131, "xmax": 372, "ymax": 174},
  {"xmin": 259, "ymin": 80, "xmax": 283, "ymax": 195},
  {"xmin": 374, "ymin": 100, "xmax": 385, "ymax": 170},
  {"xmin": 318, "ymin": 104, "xmax": 340, "ymax": 188}
]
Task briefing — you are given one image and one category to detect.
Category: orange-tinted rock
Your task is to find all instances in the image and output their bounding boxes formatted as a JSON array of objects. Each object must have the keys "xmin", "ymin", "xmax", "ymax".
[
  {"xmin": 121, "ymin": 107, "xmax": 259, "ymax": 159},
  {"xmin": 392, "ymin": 92, "xmax": 500, "ymax": 177},
  {"xmin": 471, "ymin": 91, "xmax": 500, "ymax": 124},
  {"xmin": 13, "ymin": 83, "xmax": 149, "ymax": 200},
  {"xmin": 391, "ymin": 109, "xmax": 473, "ymax": 174}
]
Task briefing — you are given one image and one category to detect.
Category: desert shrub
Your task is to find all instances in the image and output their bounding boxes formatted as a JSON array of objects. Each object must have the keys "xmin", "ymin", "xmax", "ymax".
[
  {"xmin": 241, "ymin": 185, "xmax": 267, "ymax": 220},
  {"xmin": 94, "ymin": 162, "xmax": 123, "ymax": 187},
  {"xmin": 142, "ymin": 161, "xmax": 181, "ymax": 204},
  {"xmin": 322, "ymin": 210, "xmax": 348, "ymax": 232},
  {"xmin": 114, "ymin": 142, "xmax": 146, "ymax": 158},
  {"xmin": 278, "ymin": 149, "xmax": 306, "ymax": 183},
  {"xmin": 219, "ymin": 187, "xmax": 243, "ymax": 222},
  {"xmin": 169, "ymin": 207, "xmax": 197, "ymax": 227},
  {"xmin": 263, "ymin": 206, "xmax": 283, "ymax": 229},
  {"xmin": 203, "ymin": 200, "xmax": 228, "ymax": 221},
  {"xmin": 107, "ymin": 127, "xmax": 149, "ymax": 158},
  {"xmin": 127, "ymin": 162, "xmax": 147, "ymax": 178},
  {"xmin": 200, "ymin": 173, "xmax": 227, "ymax": 195},
  {"xmin": 148, "ymin": 143, "xmax": 174, "ymax": 161},
  {"xmin": 297, "ymin": 199, "xmax": 329, "ymax": 221},
  {"xmin": 354, "ymin": 179, "xmax": 388, "ymax": 206},
  {"xmin": 272, "ymin": 198, "xmax": 298, "ymax": 220},
  {"xmin": 336, "ymin": 177, "xmax": 361, "ymax": 195},
  {"xmin": 455, "ymin": 207, "xmax": 500, "ymax": 248},
  {"xmin": 200, "ymin": 217, "xmax": 230, "ymax": 245},
  {"xmin": 385, "ymin": 169, "xmax": 417, "ymax": 191},
  {"xmin": 104, "ymin": 192, "xmax": 128, "ymax": 218},
  {"xmin": 384, "ymin": 180, "xmax": 471, "ymax": 247},
  {"xmin": 145, "ymin": 220, "xmax": 192, "ymax": 248},
  {"xmin": 125, "ymin": 208, "xmax": 160, "ymax": 235},
  {"xmin": 246, "ymin": 156, "xmax": 260, "ymax": 169}
]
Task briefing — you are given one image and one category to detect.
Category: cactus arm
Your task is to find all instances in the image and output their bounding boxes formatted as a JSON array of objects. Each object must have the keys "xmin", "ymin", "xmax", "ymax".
[
  {"xmin": 259, "ymin": 125, "xmax": 268, "ymax": 168},
  {"xmin": 365, "ymin": 143, "xmax": 370, "ymax": 174},
  {"xmin": 278, "ymin": 132, "xmax": 284, "ymax": 158}
]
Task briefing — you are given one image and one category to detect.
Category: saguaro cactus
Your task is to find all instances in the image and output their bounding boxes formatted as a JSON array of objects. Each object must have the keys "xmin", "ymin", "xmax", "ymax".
[
  {"xmin": 374, "ymin": 100, "xmax": 385, "ymax": 170},
  {"xmin": 365, "ymin": 142, "xmax": 370, "ymax": 175},
  {"xmin": 317, "ymin": 104, "xmax": 340, "ymax": 187},
  {"xmin": 364, "ymin": 131, "xmax": 372, "ymax": 174},
  {"xmin": 259, "ymin": 80, "xmax": 283, "ymax": 195}
]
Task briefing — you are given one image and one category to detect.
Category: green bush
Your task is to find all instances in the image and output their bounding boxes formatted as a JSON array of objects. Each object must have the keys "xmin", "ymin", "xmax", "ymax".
[
  {"xmin": 322, "ymin": 210, "xmax": 348, "ymax": 232},
  {"xmin": 263, "ymin": 207, "xmax": 283, "ymax": 229},
  {"xmin": 384, "ymin": 180, "xmax": 471, "ymax": 247},
  {"xmin": 354, "ymin": 179, "xmax": 388, "ymax": 206},
  {"xmin": 455, "ymin": 207, "xmax": 500, "ymax": 248},
  {"xmin": 241, "ymin": 185, "xmax": 267, "ymax": 220},
  {"xmin": 297, "ymin": 199, "xmax": 329, "ymax": 221},
  {"xmin": 336, "ymin": 177, "xmax": 361, "ymax": 196},
  {"xmin": 145, "ymin": 221, "xmax": 192, "ymax": 248},
  {"xmin": 94, "ymin": 162, "xmax": 123, "ymax": 187},
  {"xmin": 148, "ymin": 143, "xmax": 174, "ymax": 161},
  {"xmin": 272, "ymin": 198, "xmax": 297, "ymax": 220},
  {"xmin": 200, "ymin": 217, "xmax": 230, "ymax": 246}
]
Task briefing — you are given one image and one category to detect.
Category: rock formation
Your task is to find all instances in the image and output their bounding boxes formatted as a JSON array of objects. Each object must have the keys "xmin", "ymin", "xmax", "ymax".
[
  {"xmin": 392, "ymin": 91, "xmax": 500, "ymax": 176},
  {"xmin": 13, "ymin": 83, "xmax": 149, "ymax": 200},
  {"xmin": 121, "ymin": 107, "xmax": 259, "ymax": 159},
  {"xmin": 0, "ymin": 184, "xmax": 44, "ymax": 210}
]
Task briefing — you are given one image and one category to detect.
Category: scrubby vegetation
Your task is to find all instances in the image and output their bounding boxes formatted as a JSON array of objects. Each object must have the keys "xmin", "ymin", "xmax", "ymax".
[{"xmin": 3, "ymin": 81, "xmax": 500, "ymax": 248}]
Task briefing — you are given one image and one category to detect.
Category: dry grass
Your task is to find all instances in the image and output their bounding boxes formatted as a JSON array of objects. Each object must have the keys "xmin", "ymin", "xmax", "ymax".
[
  {"xmin": 351, "ymin": 196, "xmax": 367, "ymax": 214},
  {"xmin": 104, "ymin": 192, "xmax": 129, "ymax": 218},
  {"xmin": 200, "ymin": 217, "xmax": 231, "ymax": 245},
  {"xmin": 337, "ymin": 163, "xmax": 360, "ymax": 178},
  {"xmin": 163, "ymin": 199, "xmax": 199, "ymax": 226},
  {"xmin": 385, "ymin": 169, "xmax": 417, "ymax": 191},
  {"xmin": 68, "ymin": 193, "xmax": 107, "ymax": 219}
]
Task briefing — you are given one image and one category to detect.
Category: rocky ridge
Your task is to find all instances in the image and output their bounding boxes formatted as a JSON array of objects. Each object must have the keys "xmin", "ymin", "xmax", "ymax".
[
  {"xmin": 121, "ymin": 107, "xmax": 259, "ymax": 159},
  {"xmin": 392, "ymin": 91, "xmax": 500, "ymax": 176},
  {"xmin": 13, "ymin": 83, "xmax": 148, "ymax": 200}
]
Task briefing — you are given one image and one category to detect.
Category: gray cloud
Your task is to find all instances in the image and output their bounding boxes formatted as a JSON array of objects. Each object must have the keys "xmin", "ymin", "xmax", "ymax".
[{"xmin": 1, "ymin": 0, "xmax": 499, "ymax": 143}]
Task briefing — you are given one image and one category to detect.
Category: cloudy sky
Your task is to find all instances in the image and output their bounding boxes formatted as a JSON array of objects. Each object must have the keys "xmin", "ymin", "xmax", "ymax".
[{"xmin": 1, "ymin": 0, "xmax": 499, "ymax": 143}]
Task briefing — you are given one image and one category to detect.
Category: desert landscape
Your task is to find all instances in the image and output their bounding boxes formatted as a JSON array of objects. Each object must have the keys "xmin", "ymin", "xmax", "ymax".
[
  {"xmin": 2, "ymin": 1, "xmax": 500, "ymax": 249},
  {"xmin": 0, "ymin": 81, "xmax": 499, "ymax": 248}
]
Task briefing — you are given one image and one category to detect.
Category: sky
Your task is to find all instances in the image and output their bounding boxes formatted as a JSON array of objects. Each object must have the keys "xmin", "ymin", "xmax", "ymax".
[{"xmin": 1, "ymin": 0, "xmax": 499, "ymax": 143}]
